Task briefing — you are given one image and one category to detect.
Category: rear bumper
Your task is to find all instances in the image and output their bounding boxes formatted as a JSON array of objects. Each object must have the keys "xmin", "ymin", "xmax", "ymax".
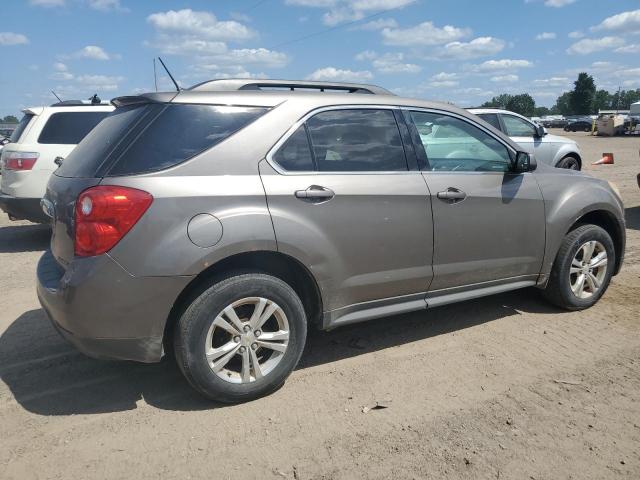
[
  {"xmin": 0, "ymin": 194, "xmax": 48, "ymax": 223},
  {"xmin": 37, "ymin": 249, "xmax": 193, "ymax": 363}
]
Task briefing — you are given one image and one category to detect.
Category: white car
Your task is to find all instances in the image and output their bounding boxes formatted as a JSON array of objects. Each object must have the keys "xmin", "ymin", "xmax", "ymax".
[
  {"xmin": 0, "ymin": 101, "xmax": 113, "ymax": 223},
  {"xmin": 469, "ymin": 108, "xmax": 583, "ymax": 170}
]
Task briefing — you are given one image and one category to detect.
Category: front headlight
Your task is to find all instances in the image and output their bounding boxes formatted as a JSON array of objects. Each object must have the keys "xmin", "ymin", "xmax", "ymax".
[{"xmin": 607, "ymin": 181, "xmax": 622, "ymax": 200}]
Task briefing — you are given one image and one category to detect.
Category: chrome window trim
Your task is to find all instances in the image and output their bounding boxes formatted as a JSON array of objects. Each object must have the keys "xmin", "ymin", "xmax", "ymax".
[
  {"xmin": 265, "ymin": 104, "xmax": 520, "ymax": 176},
  {"xmin": 265, "ymin": 104, "xmax": 419, "ymax": 176}
]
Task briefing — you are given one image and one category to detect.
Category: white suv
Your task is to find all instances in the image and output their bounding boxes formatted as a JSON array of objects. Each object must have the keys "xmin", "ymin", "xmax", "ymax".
[
  {"xmin": 0, "ymin": 101, "xmax": 113, "ymax": 223},
  {"xmin": 469, "ymin": 108, "xmax": 583, "ymax": 170}
]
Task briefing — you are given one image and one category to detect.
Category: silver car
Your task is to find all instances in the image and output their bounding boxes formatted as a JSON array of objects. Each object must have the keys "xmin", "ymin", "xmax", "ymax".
[
  {"xmin": 469, "ymin": 108, "xmax": 583, "ymax": 170},
  {"xmin": 37, "ymin": 79, "xmax": 625, "ymax": 402}
]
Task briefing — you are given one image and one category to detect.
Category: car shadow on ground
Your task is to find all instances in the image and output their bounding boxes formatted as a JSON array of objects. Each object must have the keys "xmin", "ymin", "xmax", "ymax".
[
  {"xmin": 625, "ymin": 206, "xmax": 640, "ymax": 231},
  {"xmin": 0, "ymin": 289, "xmax": 561, "ymax": 416},
  {"xmin": 0, "ymin": 223, "xmax": 50, "ymax": 253}
]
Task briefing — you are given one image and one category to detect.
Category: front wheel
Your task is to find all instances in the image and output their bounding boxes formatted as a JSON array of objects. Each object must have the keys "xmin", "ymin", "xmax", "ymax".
[
  {"xmin": 542, "ymin": 224, "xmax": 615, "ymax": 310},
  {"xmin": 557, "ymin": 156, "xmax": 581, "ymax": 170},
  {"xmin": 174, "ymin": 273, "xmax": 307, "ymax": 403}
]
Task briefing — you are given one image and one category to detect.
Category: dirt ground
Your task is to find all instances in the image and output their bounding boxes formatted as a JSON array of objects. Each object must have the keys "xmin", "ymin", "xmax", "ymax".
[{"xmin": 1, "ymin": 130, "xmax": 639, "ymax": 480}]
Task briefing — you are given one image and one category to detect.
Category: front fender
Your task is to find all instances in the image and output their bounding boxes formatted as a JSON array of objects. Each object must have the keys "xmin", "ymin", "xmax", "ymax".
[
  {"xmin": 537, "ymin": 172, "xmax": 624, "ymax": 278},
  {"xmin": 551, "ymin": 142, "xmax": 582, "ymax": 167}
]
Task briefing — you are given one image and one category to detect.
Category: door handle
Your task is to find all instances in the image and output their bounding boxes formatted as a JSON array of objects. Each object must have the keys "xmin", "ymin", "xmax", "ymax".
[
  {"xmin": 437, "ymin": 188, "xmax": 467, "ymax": 203},
  {"xmin": 295, "ymin": 186, "xmax": 335, "ymax": 202}
]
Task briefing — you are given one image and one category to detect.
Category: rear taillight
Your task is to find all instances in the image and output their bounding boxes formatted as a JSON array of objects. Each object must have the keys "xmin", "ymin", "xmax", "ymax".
[
  {"xmin": 3, "ymin": 151, "xmax": 39, "ymax": 170},
  {"xmin": 74, "ymin": 186, "xmax": 153, "ymax": 257}
]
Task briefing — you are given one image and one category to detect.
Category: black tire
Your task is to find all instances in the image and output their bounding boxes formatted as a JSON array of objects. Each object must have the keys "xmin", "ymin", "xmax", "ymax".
[
  {"xmin": 556, "ymin": 155, "xmax": 581, "ymax": 170},
  {"xmin": 584, "ymin": 126, "xmax": 591, "ymax": 133},
  {"xmin": 174, "ymin": 273, "xmax": 307, "ymax": 403},
  {"xmin": 542, "ymin": 224, "xmax": 615, "ymax": 310}
]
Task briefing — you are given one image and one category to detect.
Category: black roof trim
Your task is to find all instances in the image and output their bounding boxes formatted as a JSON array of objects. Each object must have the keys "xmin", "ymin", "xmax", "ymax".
[{"xmin": 49, "ymin": 100, "xmax": 111, "ymax": 107}]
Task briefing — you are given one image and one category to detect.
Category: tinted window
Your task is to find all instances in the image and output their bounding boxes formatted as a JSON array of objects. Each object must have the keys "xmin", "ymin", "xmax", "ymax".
[
  {"xmin": 108, "ymin": 104, "xmax": 267, "ymax": 175},
  {"xmin": 272, "ymin": 126, "xmax": 314, "ymax": 171},
  {"xmin": 501, "ymin": 115, "xmax": 536, "ymax": 137},
  {"xmin": 305, "ymin": 109, "xmax": 407, "ymax": 172},
  {"xmin": 10, "ymin": 114, "xmax": 34, "ymax": 142},
  {"xmin": 38, "ymin": 111, "xmax": 110, "ymax": 144},
  {"xmin": 478, "ymin": 113, "xmax": 501, "ymax": 131},
  {"xmin": 55, "ymin": 104, "xmax": 152, "ymax": 178},
  {"xmin": 410, "ymin": 111, "xmax": 511, "ymax": 172}
]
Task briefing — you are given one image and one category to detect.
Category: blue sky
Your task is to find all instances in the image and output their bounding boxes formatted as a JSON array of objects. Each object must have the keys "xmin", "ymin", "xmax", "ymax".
[{"xmin": 1, "ymin": 0, "xmax": 639, "ymax": 117}]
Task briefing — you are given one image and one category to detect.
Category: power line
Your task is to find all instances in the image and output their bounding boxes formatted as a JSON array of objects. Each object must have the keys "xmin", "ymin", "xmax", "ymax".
[
  {"xmin": 241, "ymin": 0, "xmax": 270, "ymax": 14},
  {"xmin": 269, "ymin": 7, "xmax": 401, "ymax": 50}
]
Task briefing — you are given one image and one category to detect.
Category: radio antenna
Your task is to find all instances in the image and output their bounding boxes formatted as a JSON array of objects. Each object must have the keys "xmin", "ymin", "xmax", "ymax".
[
  {"xmin": 153, "ymin": 58, "xmax": 158, "ymax": 92},
  {"xmin": 51, "ymin": 90, "xmax": 62, "ymax": 102},
  {"xmin": 157, "ymin": 57, "xmax": 180, "ymax": 92}
]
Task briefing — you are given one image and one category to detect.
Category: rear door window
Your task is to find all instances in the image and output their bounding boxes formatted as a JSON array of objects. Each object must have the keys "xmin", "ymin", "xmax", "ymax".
[
  {"xmin": 10, "ymin": 114, "xmax": 35, "ymax": 142},
  {"xmin": 108, "ymin": 104, "xmax": 268, "ymax": 176},
  {"xmin": 272, "ymin": 126, "xmax": 315, "ymax": 172},
  {"xmin": 38, "ymin": 111, "xmax": 110, "ymax": 144},
  {"xmin": 477, "ymin": 113, "xmax": 502, "ymax": 131},
  {"xmin": 305, "ymin": 109, "xmax": 407, "ymax": 172}
]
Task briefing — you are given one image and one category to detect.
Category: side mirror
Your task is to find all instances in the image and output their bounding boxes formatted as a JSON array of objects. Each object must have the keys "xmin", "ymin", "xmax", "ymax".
[
  {"xmin": 535, "ymin": 125, "xmax": 546, "ymax": 137},
  {"xmin": 514, "ymin": 151, "xmax": 536, "ymax": 173}
]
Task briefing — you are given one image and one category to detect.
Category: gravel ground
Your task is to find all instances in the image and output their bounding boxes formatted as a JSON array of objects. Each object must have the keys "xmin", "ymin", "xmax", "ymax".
[{"xmin": 1, "ymin": 130, "xmax": 639, "ymax": 479}]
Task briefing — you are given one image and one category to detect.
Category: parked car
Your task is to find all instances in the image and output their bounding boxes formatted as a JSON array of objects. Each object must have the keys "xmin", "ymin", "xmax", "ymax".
[
  {"xmin": 541, "ymin": 117, "xmax": 569, "ymax": 129},
  {"xmin": 0, "ymin": 135, "xmax": 9, "ymax": 157},
  {"xmin": 469, "ymin": 108, "xmax": 583, "ymax": 170},
  {"xmin": 0, "ymin": 101, "xmax": 114, "ymax": 222},
  {"xmin": 38, "ymin": 79, "xmax": 625, "ymax": 403},
  {"xmin": 565, "ymin": 119, "xmax": 594, "ymax": 132}
]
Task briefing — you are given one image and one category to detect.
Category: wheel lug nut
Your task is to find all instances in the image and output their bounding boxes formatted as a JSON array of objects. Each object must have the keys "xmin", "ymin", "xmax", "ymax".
[
  {"xmin": 243, "ymin": 325, "xmax": 251, "ymax": 333},
  {"xmin": 233, "ymin": 336, "xmax": 241, "ymax": 343},
  {"xmin": 254, "ymin": 330, "xmax": 261, "ymax": 337},
  {"xmin": 251, "ymin": 343, "xmax": 258, "ymax": 350},
  {"xmin": 239, "ymin": 346, "xmax": 246, "ymax": 353}
]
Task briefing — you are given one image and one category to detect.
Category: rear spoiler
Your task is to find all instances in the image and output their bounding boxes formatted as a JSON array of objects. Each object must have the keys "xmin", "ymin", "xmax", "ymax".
[{"xmin": 111, "ymin": 92, "xmax": 178, "ymax": 108}]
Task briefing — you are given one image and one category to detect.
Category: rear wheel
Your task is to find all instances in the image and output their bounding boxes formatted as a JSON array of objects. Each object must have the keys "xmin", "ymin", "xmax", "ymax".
[
  {"xmin": 584, "ymin": 126, "xmax": 591, "ymax": 133},
  {"xmin": 557, "ymin": 155, "xmax": 581, "ymax": 170},
  {"xmin": 174, "ymin": 273, "xmax": 307, "ymax": 403},
  {"xmin": 542, "ymin": 224, "xmax": 615, "ymax": 310}
]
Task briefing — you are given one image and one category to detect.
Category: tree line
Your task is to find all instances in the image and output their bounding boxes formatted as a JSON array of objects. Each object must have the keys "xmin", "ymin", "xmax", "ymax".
[{"xmin": 480, "ymin": 73, "xmax": 640, "ymax": 118}]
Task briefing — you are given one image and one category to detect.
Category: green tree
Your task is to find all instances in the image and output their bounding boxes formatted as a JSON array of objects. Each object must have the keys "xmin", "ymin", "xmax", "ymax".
[
  {"xmin": 506, "ymin": 93, "xmax": 535, "ymax": 117},
  {"xmin": 2, "ymin": 115, "xmax": 18, "ymax": 123},
  {"xmin": 569, "ymin": 73, "xmax": 596, "ymax": 115},
  {"xmin": 592, "ymin": 89, "xmax": 611, "ymax": 113},
  {"xmin": 534, "ymin": 106, "xmax": 551, "ymax": 117},
  {"xmin": 553, "ymin": 92, "xmax": 573, "ymax": 116},
  {"xmin": 481, "ymin": 93, "xmax": 513, "ymax": 109}
]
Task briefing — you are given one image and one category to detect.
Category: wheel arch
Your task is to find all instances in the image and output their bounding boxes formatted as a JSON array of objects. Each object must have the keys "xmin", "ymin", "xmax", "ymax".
[
  {"xmin": 163, "ymin": 250, "xmax": 324, "ymax": 349},
  {"xmin": 567, "ymin": 209, "xmax": 624, "ymax": 275},
  {"xmin": 556, "ymin": 152, "xmax": 582, "ymax": 170}
]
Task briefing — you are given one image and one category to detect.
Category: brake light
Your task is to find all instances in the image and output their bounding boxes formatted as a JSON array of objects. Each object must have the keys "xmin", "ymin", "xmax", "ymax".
[
  {"xmin": 74, "ymin": 186, "xmax": 153, "ymax": 257},
  {"xmin": 3, "ymin": 151, "xmax": 39, "ymax": 170}
]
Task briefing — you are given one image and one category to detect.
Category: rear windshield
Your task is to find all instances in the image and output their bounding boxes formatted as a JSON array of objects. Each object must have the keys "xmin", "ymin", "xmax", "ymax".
[
  {"xmin": 108, "ymin": 104, "xmax": 268, "ymax": 176},
  {"xmin": 56, "ymin": 103, "xmax": 268, "ymax": 178},
  {"xmin": 10, "ymin": 114, "xmax": 35, "ymax": 142},
  {"xmin": 38, "ymin": 111, "xmax": 110, "ymax": 145}
]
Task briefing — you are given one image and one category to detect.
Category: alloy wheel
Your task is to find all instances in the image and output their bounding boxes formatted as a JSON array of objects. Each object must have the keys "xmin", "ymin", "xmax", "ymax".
[
  {"xmin": 204, "ymin": 297, "xmax": 290, "ymax": 384},
  {"xmin": 569, "ymin": 241, "xmax": 608, "ymax": 299}
]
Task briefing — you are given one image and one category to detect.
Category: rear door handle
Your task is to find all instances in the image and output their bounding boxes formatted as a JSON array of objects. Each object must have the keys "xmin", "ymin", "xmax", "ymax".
[
  {"xmin": 437, "ymin": 188, "xmax": 467, "ymax": 203},
  {"xmin": 295, "ymin": 186, "xmax": 335, "ymax": 202}
]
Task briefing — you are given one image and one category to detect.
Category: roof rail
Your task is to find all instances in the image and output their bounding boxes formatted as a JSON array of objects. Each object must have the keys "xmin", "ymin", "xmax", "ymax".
[
  {"xmin": 188, "ymin": 79, "xmax": 394, "ymax": 95},
  {"xmin": 49, "ymin": 100, "xmax": 110, "ymax": 107}
]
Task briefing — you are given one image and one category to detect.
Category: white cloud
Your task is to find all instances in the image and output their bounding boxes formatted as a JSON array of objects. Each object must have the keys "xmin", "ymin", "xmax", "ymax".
[
  {"xmin": 382, "ymin": 21, "xmax": 471, "ymax": 46},
  {"xmin": 615, "ymin": 43, "xmax": 640, "ymax": 54},
  {"xmin": 147, "ymin": 9, "xmax": 255, "ymax": 41},
  {"xmin": 431, "ymin": 72, "xmax": 459, "ymax": 81},
  {"xmin": 469, "ymin": 58, "xmax": 533, "ymax": 72},
  {"xmin": 29, "ymin": 0, "xmax": 65, "ymax": 7},
  {"xmin": 535, "ymin": 32, "xmax": 556, "ymax": 40},
  {"xmin": 286, "ymin": 0, "xmax": 416, "ymax": 26},
  {"xmin": 306, "ymin": 67, "xmax": 373, "ymax": 82},
  {"xmin": 568, "ymin": 30, "xmax": 584, "ymax": 39},
  {"xmin": 431, "ymin": 37, "xmax": 505, "ymax": 60},
  {"xmin": 76, "ymin": 74, "xmax": 125, "ymax": 91},
  {"xmin": 356, "ymin": 51, "xmax": 420, "ymax": 73},
  {"xmin": 532, "ymin": 76, "xmax": 570, "ymax": 87},
  {"xmin": 72, "ymin": 45, "xmax": 116, "ymax": 60},
  {"xmin": 543, "ymin": 0, "xmax": 576, "ymax": 7},
  {"xmin": 53, "ymin": 62, "xmax": 68, "ymax": 72},
  {"xmin": 356, "ymin": 18, "xmax": 398, "ymax": 30},
  {"xmin": 592, "ymin": 9, "xmax": 640, "ymax": 34},
  {"xmin": 567, "ymin": 36, "xmax": 625, "ymax": 54},
  {"xmin": 0, "ymin": 32, "xmax": 29, "ymax": 46},
  {"xmin": 490, "ymin": 74, "xmax": 519, "ymax": 83},
  {"xmin": 87, "ymin": 0, "xmax": 128, "ymax": 12}
]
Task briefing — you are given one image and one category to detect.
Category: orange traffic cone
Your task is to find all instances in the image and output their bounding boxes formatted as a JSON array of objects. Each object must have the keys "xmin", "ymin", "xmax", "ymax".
[{"xmin": 592, "ymin": 152, "xmax": 614, "ymax": 165}]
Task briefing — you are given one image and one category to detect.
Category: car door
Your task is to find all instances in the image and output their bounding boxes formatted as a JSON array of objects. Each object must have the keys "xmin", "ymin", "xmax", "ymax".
[
  {"xmin": 260, "ymin": 107, "xmax": 434, "ymax": 314},
  {"xmin": 405, "ymin": 109, "xmax": 545, "ymax": 293},
  {"xmin": 500, "ymin": 113, "xmax": 551, "ymax": 164}
]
